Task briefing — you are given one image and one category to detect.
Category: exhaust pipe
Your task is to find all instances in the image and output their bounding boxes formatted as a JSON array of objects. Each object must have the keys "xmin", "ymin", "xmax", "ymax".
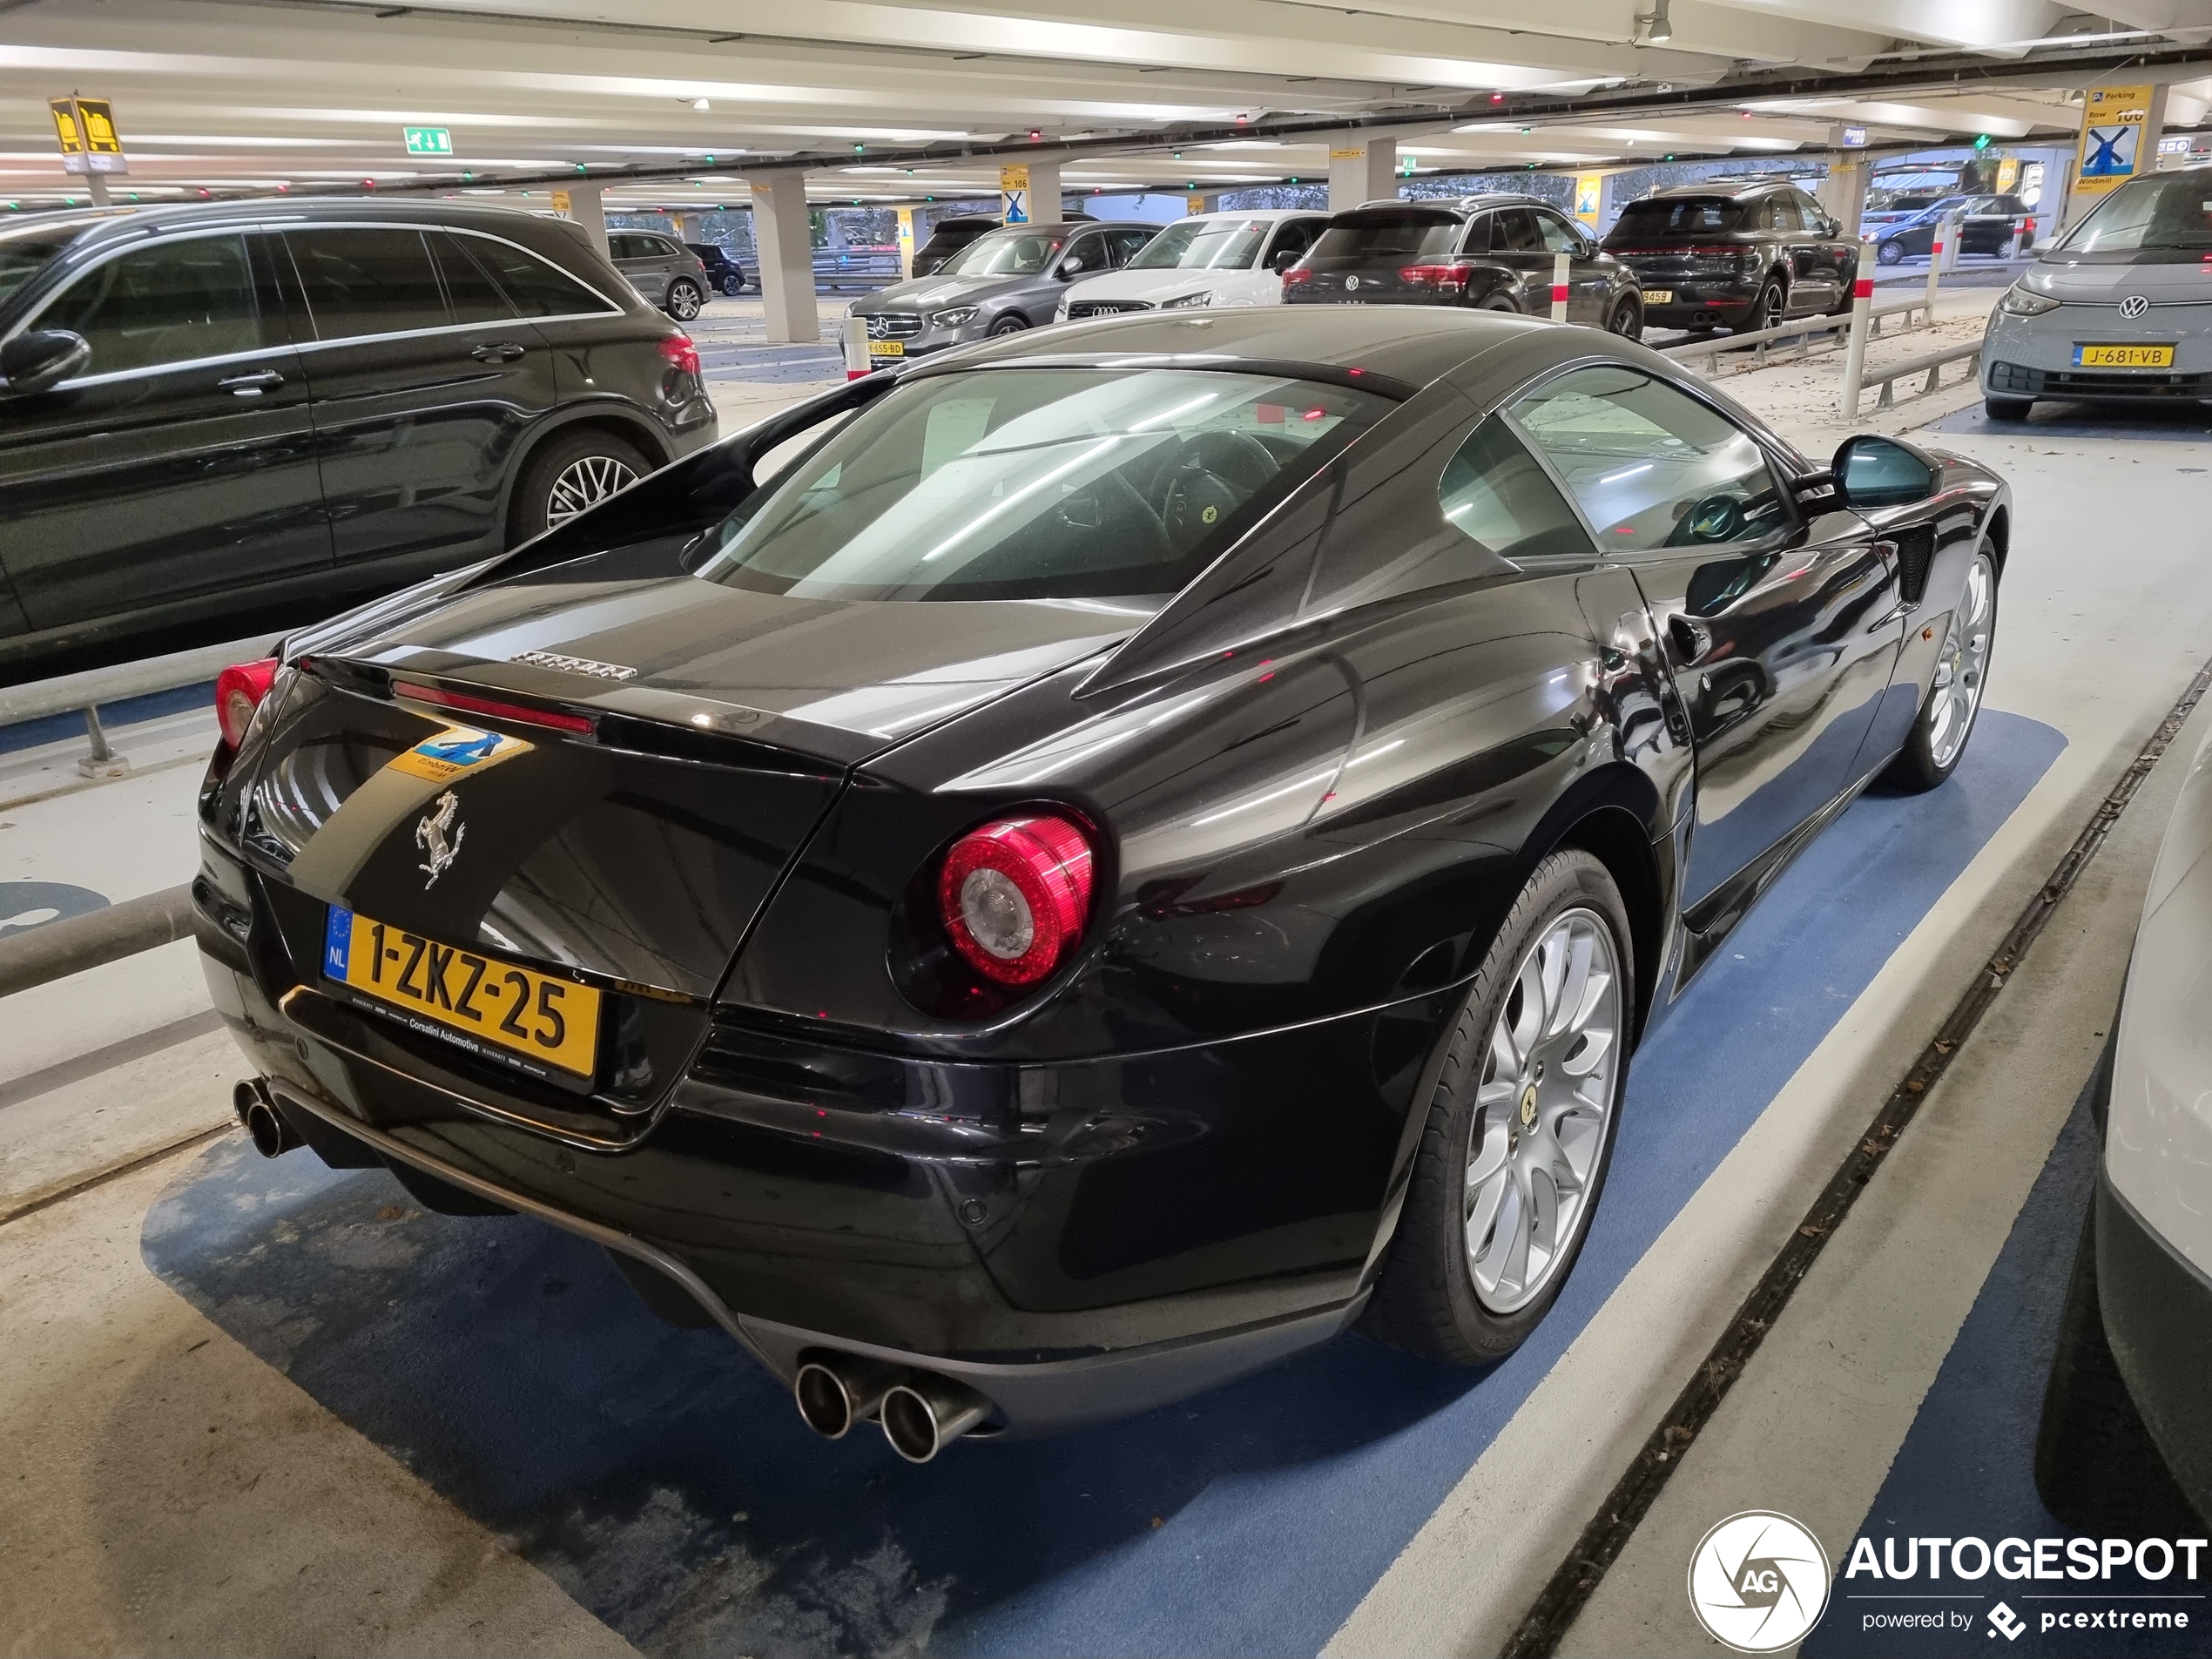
[
  {"xmin": 233, "ymin": 1079, "xmax": 300, "ymax": 1160},
  {"xmin": 880, "ymin": 1373, "xmax": 993, "ymax": 1464},
  {"xmin": 792, "ymin": 1352, "xmax": 907, "ymax": 1440}
]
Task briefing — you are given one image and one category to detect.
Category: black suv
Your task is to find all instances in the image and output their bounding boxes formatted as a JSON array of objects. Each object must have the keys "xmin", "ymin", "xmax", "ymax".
[
  {"xmin": 1602, "ymin": 179, "xmax": 1858, "ymax": 334},
  {"xmin": 911, "ymin": 214, "xmax": 1000, "ymax": 278},
  {"xmin": 1282, "ymin": 194, "xmax": 1643, "ymax": 334},
  {"xmin": 0, "ymin": 199, "xmax": 715, "ymax": 677}
]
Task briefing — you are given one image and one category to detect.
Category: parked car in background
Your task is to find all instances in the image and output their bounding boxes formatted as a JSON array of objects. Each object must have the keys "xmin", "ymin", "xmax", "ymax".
[
  {"xmin": 1602, "ymin": 179, "xmax": 1858, "ymax": 334},
  {"xmin": 1282, "ymin": 194, "xmax": 1642, "ymax": 335},
  {"xmin": 685, "ymin": 242, "xmax": 748, "ymax": 296},
  {"xmin": 1054, "ymin": 209, "xmax": 1331, "ymax": 320},
  {"xmin": 910, "ymin": 214, "xmax": 1001, "ymax": 278},
  {"xmin": 0, "ymin": 199, "xmax": 715, "ymax": 678},
  {"xmin": 1982, "ymin": 169, "xmax": 2212, "ymax": 421},
  {"xmin": 847, "ymin": 220, "xmax": 1157, "ymax": 369},
  {"xmin": 1862, "ymin": 185, "xmax": 1959, "ymax": 232},
  {"xmin": 609, "ymin": 230, "xmax": 710, "ymax": 320},
  {"xmin": 2037, "ymin": 715, "xmax": 2212, "ymax": 1534},
  {"xmin": 197, "ymin": 306, "xmax": 2008, "ymax": 1460},
  {"xmin": 1872, "ymin": 194, "xmax": 2036, "ymax": 264}
]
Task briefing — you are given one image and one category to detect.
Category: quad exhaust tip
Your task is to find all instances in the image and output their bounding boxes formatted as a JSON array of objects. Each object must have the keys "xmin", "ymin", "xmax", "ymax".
[
  {"xmin": 233, "ymin": 1078, "xmax": 301, "ymax": 1160},
  {"xmin": 792, "ymin": 1352, "xmax": 994, "ymax": 1461}
]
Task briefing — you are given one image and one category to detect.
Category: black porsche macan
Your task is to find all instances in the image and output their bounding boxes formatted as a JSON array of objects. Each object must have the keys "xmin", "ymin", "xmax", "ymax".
[{"xmin": 194, "ymin": 307, "xmax": 2006, "ymax": 1461}]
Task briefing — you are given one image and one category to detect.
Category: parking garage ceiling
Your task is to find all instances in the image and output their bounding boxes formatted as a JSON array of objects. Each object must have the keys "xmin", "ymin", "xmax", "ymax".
[{"xmin": 1, "ymin": 0, "xmax": 2207, "ymax": 209}]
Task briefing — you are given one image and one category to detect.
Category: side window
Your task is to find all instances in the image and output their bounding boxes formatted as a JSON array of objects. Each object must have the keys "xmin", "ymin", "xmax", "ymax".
[
  {"xmin": 287, "ymin": 227, "xmax": 447, "ymax": 340},
  {"xmin": 41, "ymin": 233, "xmax": 266, "ymax": 376},
  {"xmin": 1790, "ymin": 193, "xmax": 1828, "ymax": 233},
  {"xmin": 1439, "ymin": 418, "xmax": 1595, "ymax": 563},
  {"xmin": 607, "ymin": 233, "xmax": 637, "ymax": 260},
  {"xmin": 1268, "ymin": 219, "xmax": 1318, "ymax": 262},
  {"xmin": 1534, "ymin": 212, "xmax": 1584, "ymax": 254},
  {"xmin": 465, "ymin": 239, "xmax": 614, "ymax": 318},
  {"xmin": 1491, "ymin": 208, "xmax": 1544, "ymax": 252},
  {"xmin": 1060, "ymin": 233, "xmax": 1109, "ymax": 275},
  {"xmin": 430, "ymin": 232, "xmax": 516, "ymax": 326},
  {"xmin": 1762, "ymin": 196, "xmax": 1800, "ymax": 233},
  {"xmin": 1509, "ymin": 365, "xmax": 1792, "ymax": 553},
  {"xmin": 1104, "ymin": 228, "xmax": 1154, "ymax": 266}
]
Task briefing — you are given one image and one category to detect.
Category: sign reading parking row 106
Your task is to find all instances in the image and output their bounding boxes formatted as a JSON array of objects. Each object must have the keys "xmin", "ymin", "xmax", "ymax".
[{"xmin": 403, "ymin": 126, "xmax": 454, "ymax": 157}]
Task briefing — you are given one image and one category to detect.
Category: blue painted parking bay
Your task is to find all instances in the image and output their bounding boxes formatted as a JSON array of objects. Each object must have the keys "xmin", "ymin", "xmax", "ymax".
[{"xmin": 142, "ymin": 712, "xmax": 2067, "ymax": 1657}]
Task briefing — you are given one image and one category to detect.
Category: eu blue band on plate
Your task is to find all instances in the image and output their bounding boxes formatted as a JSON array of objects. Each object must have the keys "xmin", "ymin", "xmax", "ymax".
[{"xmin": 324, "ymin": 905, "xmax": 353, "ymax": 980}]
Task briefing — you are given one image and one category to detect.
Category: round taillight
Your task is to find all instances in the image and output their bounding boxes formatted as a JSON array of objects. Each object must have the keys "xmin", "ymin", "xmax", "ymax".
[
  {"xmin": 936, "ymin": 815, "xmax": 1096, "ymax": 988},
  {"xmin": 213, "ymin": 658, "xmax": 279, "ymax": 751}
]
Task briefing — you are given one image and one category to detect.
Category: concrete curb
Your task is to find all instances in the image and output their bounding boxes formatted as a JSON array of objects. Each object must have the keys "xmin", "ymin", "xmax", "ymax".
[{"xmin": 0, "ymin": 885, "xmax": 196, "ymax": 998}]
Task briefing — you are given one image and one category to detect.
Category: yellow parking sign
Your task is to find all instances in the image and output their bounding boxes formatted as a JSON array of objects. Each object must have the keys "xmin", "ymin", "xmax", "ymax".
[{"xmin": 1001, "ymin": 164, "xmax": 1031, "ymax": 225}]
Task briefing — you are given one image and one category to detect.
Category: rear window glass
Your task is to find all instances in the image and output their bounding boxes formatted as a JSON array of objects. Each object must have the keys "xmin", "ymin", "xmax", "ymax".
[
  {"xmin": 1307, "ymin": 214, "xmax": 1460, "ymax": 266},
  {"xmin": 693, "ymin": 368, "xmax": 1396, "ymax": 602},
  {"xmin": 465, "ymin": 237, "xmax": 614, "ymax": 316},
  {"xmin": 2060, "ymin": 173, "xmax": 2212, "ymax": 252},
  {"xmin": 1607, "ymin": 199, "xmax": 1743, "ymax": 239},
  {"xmin": 288, "ymin": 226, "xmax": 447, "ymax": 339}
]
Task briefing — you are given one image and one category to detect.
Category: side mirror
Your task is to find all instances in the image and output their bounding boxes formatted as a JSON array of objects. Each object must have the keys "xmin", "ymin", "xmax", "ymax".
[
  {"xmin": 1058, "ymin": 256, "xmax": 1084, "ymax": 278},
  {"xmin": 0, "ymin": 329, "xmax": 90, "ymax": 394},
  {"xmin": 1270, "ymin": 248, "xmax": 1301, "ymax": 273},
  {"xmin": 1831, "ymin": 434, "xmax": 1939, "ymax": 509}
]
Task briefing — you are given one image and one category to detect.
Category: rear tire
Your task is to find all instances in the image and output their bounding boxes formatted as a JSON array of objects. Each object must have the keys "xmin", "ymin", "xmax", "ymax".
[
  {"xmin": 1984, "ymin": 395, "xmax": 2033, "ymax": 422},
  {"xmin": 1885, "ymin": 548, "xmax": 1996, "ymax": 792},
  {"xmin": 1361, "ymin": 850, "xmax": 1634, "ymax": 1366},
  {"xmin": 1738, "ymin": 280, "xmax": 1784, "ymax": 335},
  {"xmin": 1607, "ymin": 295, "xmax": 1643, "ymax": 340},
  {"xmin": 665, "ymin": 279, "xmax": 705, "ymax": 321},
  {"xmin": 508, "ymin": 429, "xmax": 651, "ymax": 545},
  {"xmin": 719, "ymin": 272, "xmax": 746, "ymax": 297}
]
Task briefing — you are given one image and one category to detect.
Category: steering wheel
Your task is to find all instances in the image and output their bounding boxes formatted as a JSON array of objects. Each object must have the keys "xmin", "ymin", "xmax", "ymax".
[
  {"xmin": 1151, "ymin": 429, "xmax": 1278, "ymax": 546},
  {"xmin": 1673, "ymin": 492, "xmax": 1746, "ymax": 546}
]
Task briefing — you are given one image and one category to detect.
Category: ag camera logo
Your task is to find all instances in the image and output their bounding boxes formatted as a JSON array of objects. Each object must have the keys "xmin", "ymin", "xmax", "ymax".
[{"xmin": 1688, "ymin": 1511, "xmax": 1831, "ymax": 1652}]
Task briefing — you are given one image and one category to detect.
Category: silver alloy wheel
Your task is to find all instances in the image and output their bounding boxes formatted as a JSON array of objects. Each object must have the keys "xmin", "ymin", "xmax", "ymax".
[
  {"xmin": 1928, "ymin": 550, "xmax": 1995, "ymax": 769},
  {"xmin": 668, "ymin": 280, "xmax": 702, "ymax": 320},
  {"xmin": 544, "ymin": 453, "xmax": 638, "ymax": 529},
  {"xmin": 1465, "ymin": 907, "xmax": 1622, "ymax": 1314}
]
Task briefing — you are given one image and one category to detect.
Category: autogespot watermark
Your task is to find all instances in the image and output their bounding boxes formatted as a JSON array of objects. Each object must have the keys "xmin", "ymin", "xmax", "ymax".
[
  {"xmin": 1838, "ymin": 1529, "xmax": 2209, "ymax": 1642},
  {"xmin": 1687, "ymin": 1511, "xmax": 1831, "ymax": 1652}
]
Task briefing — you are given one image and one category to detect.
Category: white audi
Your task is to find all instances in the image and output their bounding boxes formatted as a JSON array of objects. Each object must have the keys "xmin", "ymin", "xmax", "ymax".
[{"xmin": 1054, "ymin": 208, "xmax": 1332, "ymax": 322}]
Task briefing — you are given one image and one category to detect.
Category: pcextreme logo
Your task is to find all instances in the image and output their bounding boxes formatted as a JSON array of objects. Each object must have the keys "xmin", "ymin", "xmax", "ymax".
[{"xmin": 1687, "ymin": 1511, "xmax": 1831, "ymax": 1652}]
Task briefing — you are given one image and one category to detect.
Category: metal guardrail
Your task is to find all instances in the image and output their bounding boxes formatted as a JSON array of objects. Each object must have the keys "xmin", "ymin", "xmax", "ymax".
[
  {"xmin": 1659, "ymin": 296, "xmax": 1933, "ymax": 372},
  {"xmin": 0, "ymin": 885, "xmax": 196, "ymax": 998},
  {"xmin": 1857, "ymin": 342, "xmax": 1984, "ymax": 414},
  {"xmin": 0, "ymin": 631, "xmax": 273, "ymax": 777}
]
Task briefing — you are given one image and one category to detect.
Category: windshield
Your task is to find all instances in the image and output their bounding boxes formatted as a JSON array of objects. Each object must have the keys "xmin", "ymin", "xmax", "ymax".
[
  {"xmin": 2060, "ymin": 172, "xmax": 2212, "ymax": 253},
  {"xmin": 1129, "ymin": 219, "xmax": 1270, "ymax": 271},
  {"xmin": 1607, "ymin": 199, "xmax": 1743, "ymax": 239},
  {"xmin": 693, "ymin": 368, "xmax": 1396, "ymax": 601},
  {"xmin": 0, "ymin": 226, "xmax": 74, "ymax": 307},
  {"xmin": 935, "ymin": 226, "xmax": 1067, "ymax": 277}
]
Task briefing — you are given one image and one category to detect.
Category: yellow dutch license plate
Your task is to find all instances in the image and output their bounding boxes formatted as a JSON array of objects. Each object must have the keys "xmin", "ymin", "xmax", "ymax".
[
  {"xmin": 1642, "ymin": 289, "xmax": 1675, "ymax": 305},
  {"xmin": 867, "ymin": 338, "xmax": 904, "ymax": 359},
  {"xmin": 323, "ymin": 905, "xmax": 599, "ymax": 1078},
  {"xmin": 2074, "ymin": 343, "xmax": 2175, "ymax": 368}
]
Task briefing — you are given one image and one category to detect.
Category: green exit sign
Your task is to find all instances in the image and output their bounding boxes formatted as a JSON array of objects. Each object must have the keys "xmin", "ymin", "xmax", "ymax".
[{"xmin": 402, "ymin": 126, "xmax": 453, "ymax": 157}]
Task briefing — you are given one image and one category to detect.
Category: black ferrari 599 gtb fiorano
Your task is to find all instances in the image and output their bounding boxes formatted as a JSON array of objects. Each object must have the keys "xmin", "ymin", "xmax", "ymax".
[{"xmin": 196, "ymin": 306, "xmax": 2005, "ymax": 1461}]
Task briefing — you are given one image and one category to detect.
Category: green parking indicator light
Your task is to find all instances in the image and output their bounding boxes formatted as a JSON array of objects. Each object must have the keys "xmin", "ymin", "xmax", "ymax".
[
  {"xmin": 574, "ymin": 163, "xmax": 588, "ymax": 173},
  {"xmin": 853, "ymin": 143, "xmax": 865, "ymax": 154},
  {"xmin": 1974, "ymin": 133, "xmax": 1993, "ymax": 151}
]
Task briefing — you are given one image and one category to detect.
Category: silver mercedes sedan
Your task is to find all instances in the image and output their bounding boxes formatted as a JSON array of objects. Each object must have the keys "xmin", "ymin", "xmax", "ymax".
[{"xmin": 1981, "ymin": 167, "xmax": 2212, "ymax": 421}]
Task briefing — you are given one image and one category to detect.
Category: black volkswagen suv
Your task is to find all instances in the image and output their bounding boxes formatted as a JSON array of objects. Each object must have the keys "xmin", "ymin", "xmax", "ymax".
[
  {"xmin": 0, "ymin": 200, "xmax": 716, "ymax": 678},
  {"xmin": 1282, "ymin": 194, "xmax": 1643, "ymax": 334},
  {"xmin": 1602, "ymin": 179, "xmax": 1859, "ymax": 334}
]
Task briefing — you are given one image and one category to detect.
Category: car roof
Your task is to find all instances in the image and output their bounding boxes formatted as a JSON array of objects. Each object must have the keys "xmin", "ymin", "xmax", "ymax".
[
  {"xmin": 914, "ymin": 302, "xmax": 1561, "ymax": 389},
  {"xmin": 12, "ymin": 195, "xmax": 581, "ymax": 259},
  {"xmin": 1644, "ymin": 178, "xmax": 1805, "ymax": 201},
  {"xmin": 1172, "ymin": 207, "xmax": 1327, "ymax": 223},
  {"xmin": 1339, "ymin": 192, "xmax": 1553, "ymax": 219}
]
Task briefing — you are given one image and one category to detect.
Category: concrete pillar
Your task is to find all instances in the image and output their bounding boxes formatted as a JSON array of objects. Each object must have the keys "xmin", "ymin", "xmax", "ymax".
[
  {"xmin": 1818, "ymin": 129, "xmax": 1872, "ymax": 239},
  {"xmin": 1597, "ymin": 171, "xmax": 1638, "ymax": 236},
  {"xmin": 1328, "ymin": 138, "xmax": 1398, "ymax": 213},
  {"xmin": 750, "ymin": 170, "xmax": 819, "ymax": 344},
  {"xmin": 560, "ymin": 180, "xmax": 608, "ymax": 260},
  {"xmin": 1027, "ymin": 159, "xmax": 1062, "ymax": 223}
]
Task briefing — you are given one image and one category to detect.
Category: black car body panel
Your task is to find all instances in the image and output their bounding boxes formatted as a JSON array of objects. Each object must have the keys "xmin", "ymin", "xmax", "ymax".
[
  {"xmin": 910, "ymin": 214, "xmax": 1000, "ymax": 279},
  {"xmin": 1602, "ymin": 179, "xmax": 1858, "ymax": 332},
  {"xmin": 685, "ymin": 242, "xmax": 749, "ymax": 295},
  {"xmin": 0, "ymin": 201, "xmax": 716, "ymax": 676},
  {"xmin": 1285, "ymin": 195, "xmax": 1639, "ymax": 327},
  {"xmin": 195, "ymin": 306, "xmax": 2007, "ymax": 1434}
]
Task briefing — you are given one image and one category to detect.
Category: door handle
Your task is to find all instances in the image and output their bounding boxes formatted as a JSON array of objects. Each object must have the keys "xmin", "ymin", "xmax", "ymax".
[
  {"xmin": 470, "ymin": 342, "xmax": 527, "ymax": 363},
  {"xmin": 218, "ymin": 368, "xmax": 284, "ymax": 396}
]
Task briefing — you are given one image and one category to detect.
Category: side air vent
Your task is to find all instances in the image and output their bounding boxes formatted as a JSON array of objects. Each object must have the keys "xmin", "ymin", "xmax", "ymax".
[{"xmin": 1889, "ymin": 525, "xmax": 1936, "ymax": 607}]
